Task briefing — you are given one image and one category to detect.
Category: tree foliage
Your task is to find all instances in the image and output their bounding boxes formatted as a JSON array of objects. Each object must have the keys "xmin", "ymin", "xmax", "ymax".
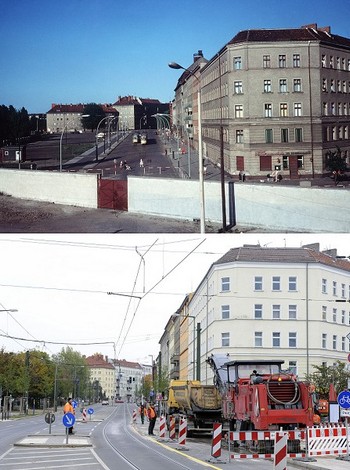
[
  {"xmin": 82, "ymin": 103, "xmax": 105, "ymax": 131},
  {"xmin": 306, "ymin": 361, "xmax": 350, "ymax": 398},
  {"xmin": 0, "ymin": 105, "xmax": 31, "ymax": 145},
  {"xmin": 325, "ymin": 147, "xmax": 347, "ymax": 173}
]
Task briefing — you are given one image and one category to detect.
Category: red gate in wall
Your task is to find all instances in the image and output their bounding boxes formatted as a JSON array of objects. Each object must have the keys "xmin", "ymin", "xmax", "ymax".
[{"xmin": 98, "ymin": 178, "xmax": 128, "ymax": 211}]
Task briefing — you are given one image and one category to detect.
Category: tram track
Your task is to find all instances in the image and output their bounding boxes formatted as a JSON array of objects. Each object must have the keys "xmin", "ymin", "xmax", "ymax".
[{"xmin": 99, "ymin": 403, "xmax": 210, "ymax": 470}]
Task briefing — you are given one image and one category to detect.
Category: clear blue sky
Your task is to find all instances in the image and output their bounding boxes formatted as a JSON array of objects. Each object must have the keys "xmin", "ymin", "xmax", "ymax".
[{"xmin": 1, "ymin": 0, "xmax": 350, "ymax": 113}]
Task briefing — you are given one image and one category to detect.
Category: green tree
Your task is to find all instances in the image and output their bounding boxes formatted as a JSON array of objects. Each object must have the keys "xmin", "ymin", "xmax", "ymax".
[
  {"xmin": 325, "ymin": 147, "xmax": 347, "ymax": 173},
  {"xmin": 306, "ymin": 361, "xmax": 350, "ymax": 398},
  {"xmin": 52, "ymin": 347, "xmax": 90, "ymax": 400},
  {"xmin": 156, "ymin": 366, "xmax": 169, "ymax": 398},
  {"xmin": 82, "ymin": 103, "xmax": 105, "ymax": 131}
]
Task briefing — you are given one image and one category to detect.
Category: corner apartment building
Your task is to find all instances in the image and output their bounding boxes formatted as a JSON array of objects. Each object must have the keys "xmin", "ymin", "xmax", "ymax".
[
  {"xmin": 172, "ymin": 24, "xmax": 350, "ymax": 178},
  {"xmin": 160, "ymin": 243, "xmax": 350, "ymax": 384}
]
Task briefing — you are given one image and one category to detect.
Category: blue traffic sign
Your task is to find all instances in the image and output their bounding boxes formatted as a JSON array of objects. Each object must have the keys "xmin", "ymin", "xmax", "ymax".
[
  {"xmin": 62, "ymin": 412, "xmax": 76, "ymax": 428},
  {"xmin": 72, "ymin": 400, "xmax": 78, "ymax": 409},
  {"xmin": 337, "ymin": 390, "xmax": 350, "ymax": 409},
  {"xmin": 87, "ymin": 408, "xmax": 94, "ymax": 415}
]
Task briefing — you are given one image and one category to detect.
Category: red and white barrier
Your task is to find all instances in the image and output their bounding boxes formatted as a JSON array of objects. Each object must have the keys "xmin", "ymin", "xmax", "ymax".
[
  {"xmin": 132, "ymin": 409, "xmax": 137, "ymax": 423},
  {"xmin": 274, "ymin": 431, "xmax": 288, "ymax": 470},
  {"xmin": 211, "ymin": 423, "xmax": 222, "ymax": 458},
  {"xmin": 229, "ymin": 429, "xmax": 305, "ymax": 461},
  {"xmin": 159, "ymin": 416, "xmax": 166, "ymax": 439},
  {"xmin": 169, "ymin": 415, "xmax": 176, "ymax": 440},
  {"xmin": 307, "ymin": 426, "xmax": 349, "ymax": 456},
  {"xmin": 176, "ymin": 418, "xmax": 188, "ymax": 450},
  {"xmin": 82, "ymin": 408, "xmax": 87, "ymax": 422}
]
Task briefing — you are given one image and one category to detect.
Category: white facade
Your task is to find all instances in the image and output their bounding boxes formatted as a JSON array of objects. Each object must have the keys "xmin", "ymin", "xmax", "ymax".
[{"xmin": 184, "ymin": 244, "xmax": 350, "ymax": 383}]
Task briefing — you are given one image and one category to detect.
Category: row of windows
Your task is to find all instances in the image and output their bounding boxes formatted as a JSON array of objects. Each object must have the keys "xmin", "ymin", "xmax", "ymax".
[
  {"xmin": 234, "ymin": 79, "xmax": 303, "ymax": 95},
  {"xmin": 323, "ymin": 126, "xmax": 350, "ymax": 143},
  {"xmin": 234, "ymin": 54, "xmax": 302, "ymax": 70},
  {"xmin": 322, "ymin": 102, "xmax": 350, "ymax": 116},
  {"xmin": 321, "ymin": 54, "xmax": 350, "ymax": 71},
  {"xmin": 322, "ymin": 305, "xmax": 350, "ymax": 324},
  {"xmin": 220, "ymin": 276, "xmax": 350, "ymax": 297},
  {"xmin": 232, "ymin": 103, "xmax": 305, "ymax": 119},
  {"xmin": 221, "ymin": 303, "xmax": 299, "ymax": 320},
  {"xmin": 221, "ymin": 275, "xmax": 298, "ymax": 292},
  {"xmin": 220, "ymin": 331, "xmax": 348, "ymax": 351},
  {"xmin": 322, "ymin": 78, "xmax": 350, "ymax": 93},
  {"xmin": 235, "ymin": 127, "xmax": 303, "ymax": 144}
]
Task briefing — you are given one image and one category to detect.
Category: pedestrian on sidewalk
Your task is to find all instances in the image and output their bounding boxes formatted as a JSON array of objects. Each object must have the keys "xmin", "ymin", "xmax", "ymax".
[
  {"xmin": 139, "ymin": 158, "xmax": 144, "ymax": 168},
  {"xmin": 63, "ymin": 398, "xmax": 75, "ymax": 434},
  {"xmin": 139, "ymin": 403, "xmax": 146, "ymax": 424}
]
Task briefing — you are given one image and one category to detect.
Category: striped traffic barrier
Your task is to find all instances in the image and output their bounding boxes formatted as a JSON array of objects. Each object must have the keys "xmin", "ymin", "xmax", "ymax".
[
  {"xmin": 169, "ymin": 415, "xmax": 176, "ymax": 440},
  {"xmin": 132, "ymin": 409, "xmax": 137, "ymax": 423},
  {"xmin": 82, "ymin": 408, "xmax": 87, "ymax": 422},
  {"xmin": 273, "ymin": 431, "xmax": 288, "ymax": 470},
  {"xmin": 176, "ymin": 418, "xmax": 189, "ymax": 450},
  {"xmin": 207, "ymin": 422, "xmax": 225, "ymax": 463},
  {"xmin": 159, "ymin": 415, "xmax": 166, "ymax": 440}
]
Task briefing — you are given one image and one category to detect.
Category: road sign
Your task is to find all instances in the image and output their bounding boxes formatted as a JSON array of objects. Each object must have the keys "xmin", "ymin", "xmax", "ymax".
[
  {"xmin": 341, "ymin": 409, "xmax": 350, "ymax": 417},
  {"xmin": 45, "ymin": 412, "xmax": 55, "ymax": 424},
  {"xmin": 337, "ymin": 390, "xmax": 350, "ymax": 409},
  {"xmin": 72, "ymin": 400, "xmax": 78, "ymax": 409},
  {"xmin": 62, "ymin": 412, "xmax": 75, "ymax": 428},
  {"xmin": 87, "ymin": 408, "xmax": 94, "ymax": 415}
]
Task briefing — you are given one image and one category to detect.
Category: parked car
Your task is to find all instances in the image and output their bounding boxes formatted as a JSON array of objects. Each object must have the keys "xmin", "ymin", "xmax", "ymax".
[{"xmin": 101, "ymin": 400, "xmax": 109, "ymax": 405}]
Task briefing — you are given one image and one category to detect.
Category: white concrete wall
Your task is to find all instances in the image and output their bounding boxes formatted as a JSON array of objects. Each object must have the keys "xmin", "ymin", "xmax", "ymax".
[
  {"xmin": 128, "ymin": 176, "xmax": 350, "ymax": 232},
  {"xmin": 0, "ymin": 169, "xmax": 98, "ymax": 208}
]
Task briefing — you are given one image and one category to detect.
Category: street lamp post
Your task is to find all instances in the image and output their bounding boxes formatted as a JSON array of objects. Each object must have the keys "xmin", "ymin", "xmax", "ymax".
[
  {"xmin": 59, "ymin": 114, "xmax": 89, "ymax": 171},
  {"xmin": 169, "ymin": 61, "xmax": 205, "ymax": 233},
  {"xmin": 95, "ymin": 116, "xmax": 110, "ymax": 162}
]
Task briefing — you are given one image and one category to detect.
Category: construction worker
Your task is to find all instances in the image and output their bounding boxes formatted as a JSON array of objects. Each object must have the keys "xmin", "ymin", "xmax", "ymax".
[
  {"xmin": 147, "ymin": 403, "xmax": 157, "ymax": 435},
  {"xmin": 63, "ymin": 397, "xmax": 75, "ymax": 434}
]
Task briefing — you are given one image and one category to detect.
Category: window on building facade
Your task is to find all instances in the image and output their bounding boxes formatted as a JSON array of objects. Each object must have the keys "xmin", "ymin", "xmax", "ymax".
[
  {"xmin": 342, "ymin": 283, "xmax": 346, "ymax": 298},
  {"xmin": 321, "ymin": 55, "xmax": 326, "ymax": 67},
  {"xmin": 234, "ymin": 81, "xmax": 243, "ymax": 94},
  {"xmin": 322, "ymin": 305, "xmax": 327, "ymax": 321},
  {"xmin": 272, "ymin": 304, "xmax": 281, "ymax": 319},
  {"xmin": 221, "ymin": 305, "xmax": 230, "ymax": 319},
  {"xmin": 281, "ymin": 128, "xmax": 289, "ymax": 143},
  {"xmin": 222, "ymin": 332, "xmax": 230, "ymax": 347},
  {"xmin": 288, "ymin": 276, "xmax": 297, "ymax": 291},
  {"xmin": 330, "ymin": 56, "xmax": 334, "ymax": 68},
  {"xmin": 263, "ymin": 55, "xmax": 271, "ymax": 68},
  {"xmin": 293, "ymin": 78, "xmax": 302, "ymax": 92},
  {"xmin": 322, "ymin": 333, "xmax": 327, "ymax": 349},
  {"xmin": 272, "ymin": 332, "xmax": 280, "ymax": 347},
  {"xmin": 280, "ymin": 103, "xmax": 288, "ymax": 117},
  {"xmin": 234, "ymin": 57, "xmax": 242, "ymax": 70},
  {"xmin": 295, "ymin": 128, "xmax": 303, "ymax": 142},
  {"xmin": 236, "ymin": 129, "xmax": 244, "ymax": 143},
  {"xmin": 294, "ymin": 103, "xmax": 302, "ymax": 117},
  {"xmin": 265, "ymin": 128, "xmax": 273, "ymax": 143},
  {"xmin": 288, "ymin": 361, "xmax": 297, "ymax": 375},
  {"xmin": 333, "ymin": 281, "xmax": 337, "ymax": 296},
  {"xmin": 279, "ymin": 55, "xmax": 286, "ymax": 68},
  {"xmin": 255, "ymin": 331, "xmax": 263, "ymax": 347},
  {"xmin": 342, "ymin": 336, "xmax": 346, "ymax": 351},
  {"xmin": 342, "ymin": 310, "xmax": 346, "ymax": 324},
  {"xmin": 293, "ymin": 54, "xmax": 301, "ymax": 67},
  {"xmin": 279, "ymin": 79, "xmax": 287, "ymax": 93},
  {"xmin": 264, "ymin": 79, "xmax": 272, "ymax": 93},
  {"xmin": 332, "ymin": 308, "xmax": 337, "ymax": 323},
  {"xmin": 272, "ymin": 276, "xmax": 281, "ymax": 291},
  {"xmin": 289, "ymin": 332, "xmax": 297, "ymax": 348},
  {"xmin": 254, "ymin": 304, "xmax": 263, "ymax": 319},
  {"xmin": 322, "ymin": 278, "xmax": 327, "ymax": 294},
  {"xmin": 221, "ymin": 277, "xmax": 230, "ymax": 292},
  {"xmin": 254, "ymin": 276, "xmax": 263, "ymax": 291},
  {"xmin": 288, "ymin": 304, "xmax": 297, "ymax": 319},
  {"xmin": 235, "ymin": 105, "xmax": 243, "ymax": 118},
  {"xmin": 264, "ymin": 103, "xmax": 273, "ymax": 118},
  {"xmin": 322, "ymin": 78, "xmax": 327, "ymax": 92},
  {"xmin": 333, "ymin": 335, "xmax": 337, "ymax": 350}
]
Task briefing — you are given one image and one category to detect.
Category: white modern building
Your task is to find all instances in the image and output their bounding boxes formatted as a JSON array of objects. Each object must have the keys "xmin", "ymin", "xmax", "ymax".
[{"xmin": 160, "ymin": 243, "xmax": 350, "ymax": 384}]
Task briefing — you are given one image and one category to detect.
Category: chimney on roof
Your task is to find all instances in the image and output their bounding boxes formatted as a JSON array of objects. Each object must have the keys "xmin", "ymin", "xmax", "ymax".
[
  {"xmin": 193, "ymin": 50, "xmax": 203, "ymax": 62},
  {"xmin": 318, "ymin": 26, "xmax": 331, "ymax": 34},
  {"xmin": 302, "ymin": 243, "xmax": 320, "ymax": 252},
  {"xmin": 322, "ymin": 248, "xmax": 337, "ymax": 258}
]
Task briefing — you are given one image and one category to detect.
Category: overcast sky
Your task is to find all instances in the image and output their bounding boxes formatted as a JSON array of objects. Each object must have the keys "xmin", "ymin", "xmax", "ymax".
[
  {"xmin": 2, "ymin": 0, "xmax": 350, "ymax": 113},
  {"xmin": 0, "ymin": 233, "xmax": 349, "ymax": 364}
]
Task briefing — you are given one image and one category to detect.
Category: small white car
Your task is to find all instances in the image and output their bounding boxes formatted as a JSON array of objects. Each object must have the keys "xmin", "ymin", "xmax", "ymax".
[{"xmin": 101, "ymin": 400, "xmax": 109, "ymax": 405}]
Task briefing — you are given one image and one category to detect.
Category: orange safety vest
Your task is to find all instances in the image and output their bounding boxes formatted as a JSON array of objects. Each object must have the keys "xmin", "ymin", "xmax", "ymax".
[
  {"xmin": 63, "ymin": 401, "xmax": 74, "ymax": 414},
  {"xmin": 148, "ymin": 406, "xmax": 156, "ymax": 419}
]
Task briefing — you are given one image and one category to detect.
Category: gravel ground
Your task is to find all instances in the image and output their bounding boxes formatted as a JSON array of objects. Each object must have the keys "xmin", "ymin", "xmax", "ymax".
[{"xmin": 0, "ymin": 194, "xmax": 224, "ymax": 233}]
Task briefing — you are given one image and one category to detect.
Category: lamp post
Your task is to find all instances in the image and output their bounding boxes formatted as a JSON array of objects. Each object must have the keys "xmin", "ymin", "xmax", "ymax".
[
  {"xmin": 95, "ymin": 116, "xmax": 110, "ymax": 162},
  {"xmin": 169, "ymin": 61, "xmax": 205, "ymax": 233},
  {"xmin": 107, "ymin": 116, "xmax": 119, "ymax": 149}
]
